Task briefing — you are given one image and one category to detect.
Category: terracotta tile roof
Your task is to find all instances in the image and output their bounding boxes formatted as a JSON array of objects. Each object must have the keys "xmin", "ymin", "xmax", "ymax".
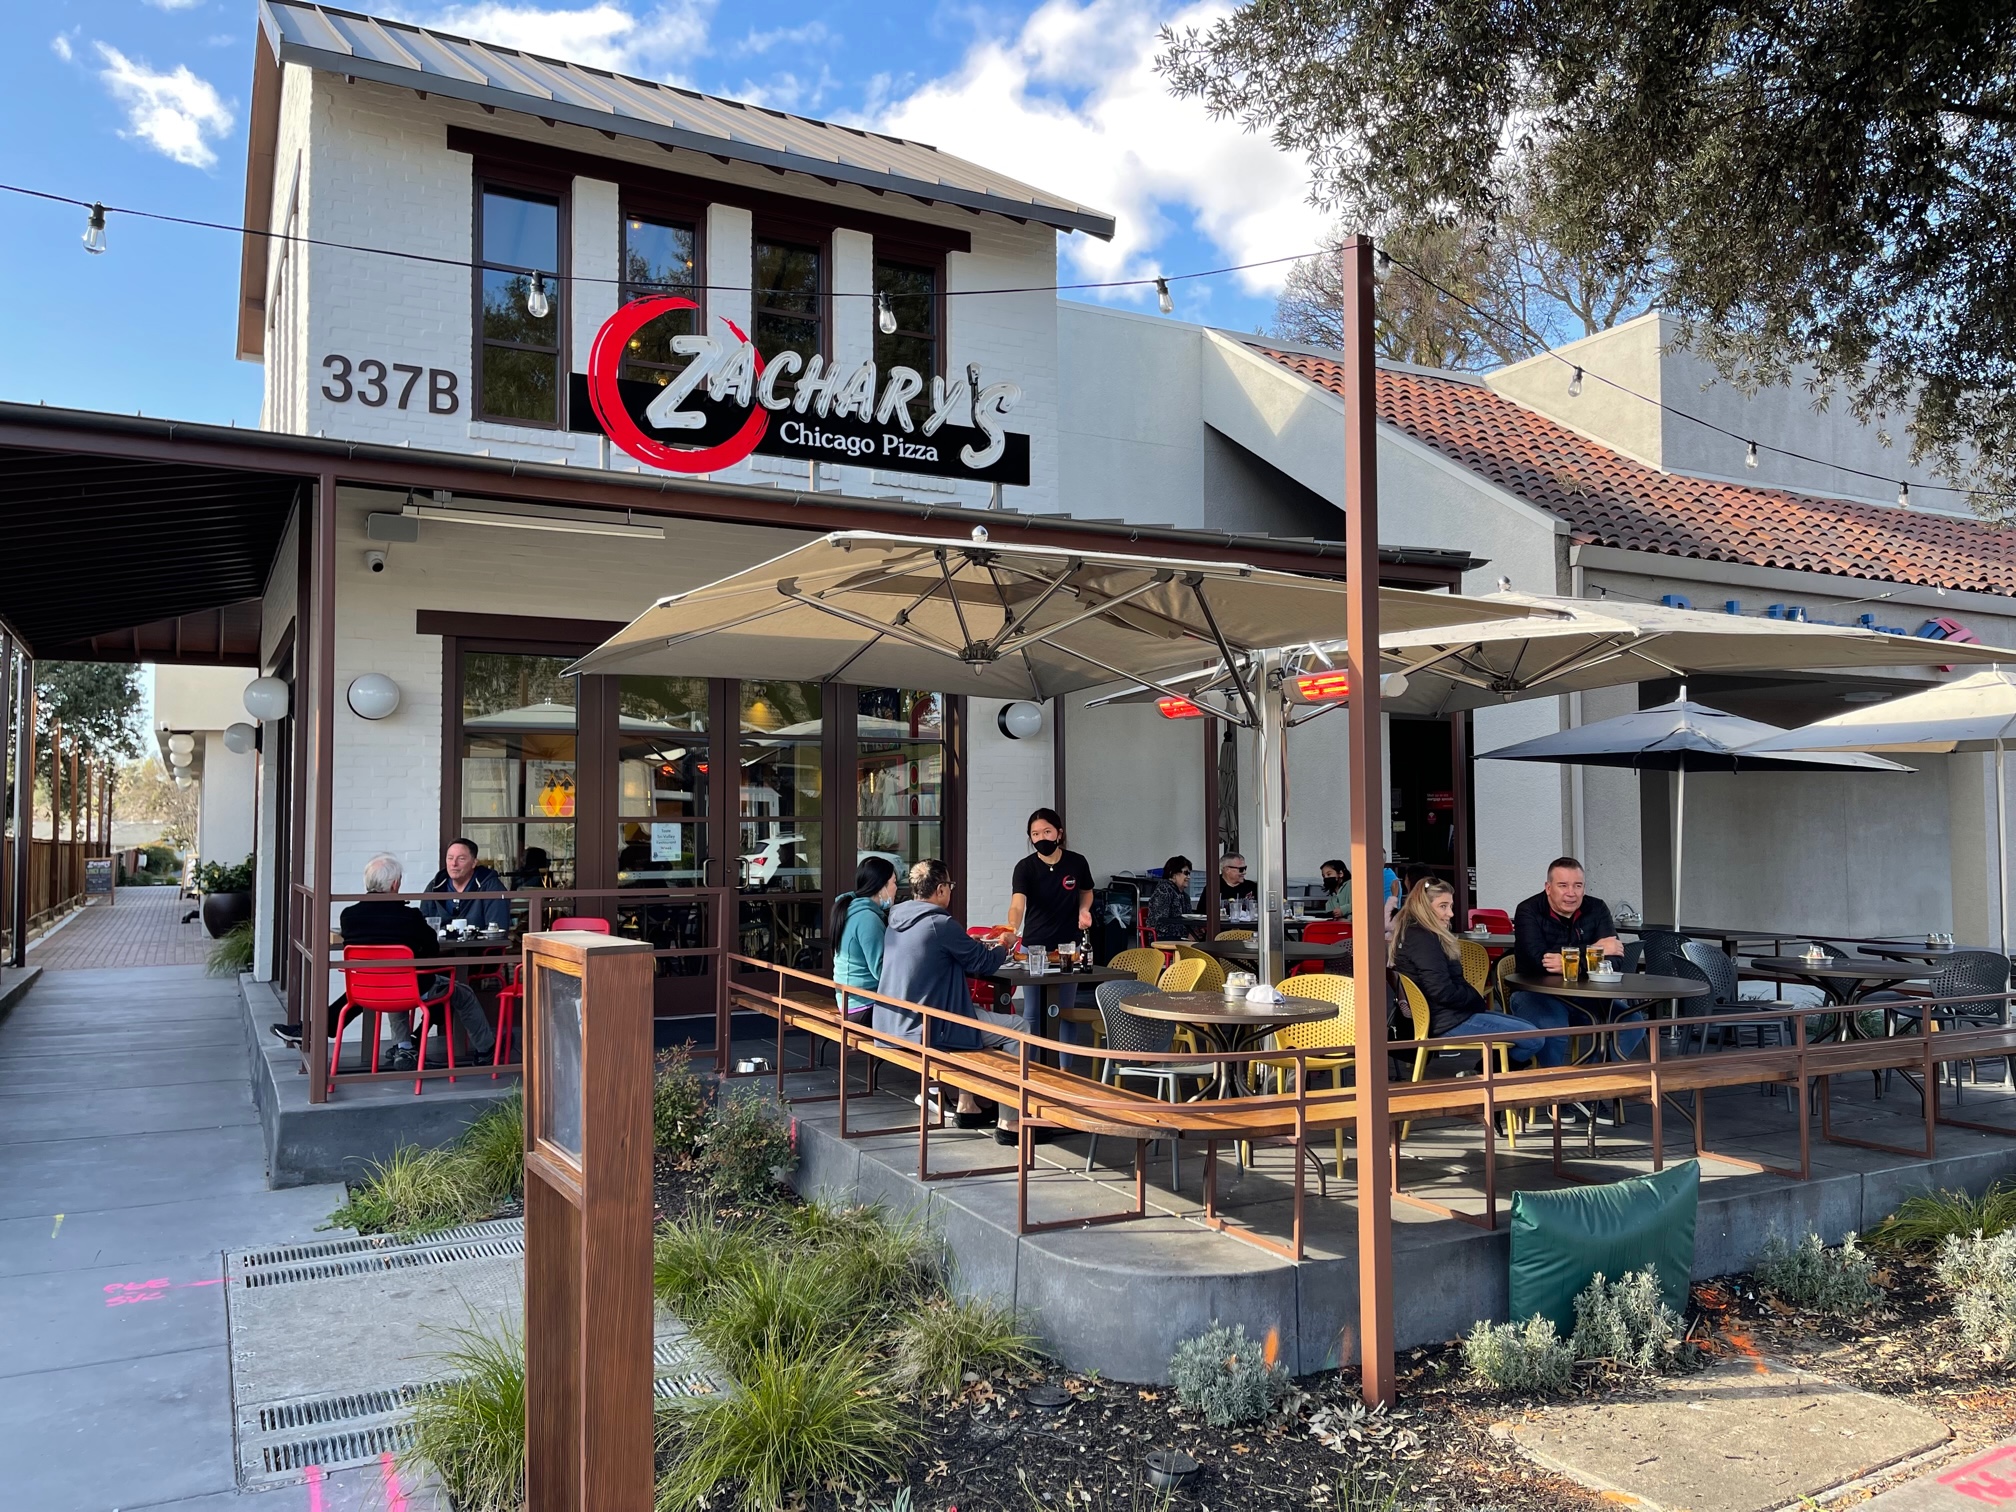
[{"xmin": 1258, "ymin": 346, "xmax": 2016, "ymax": 597}]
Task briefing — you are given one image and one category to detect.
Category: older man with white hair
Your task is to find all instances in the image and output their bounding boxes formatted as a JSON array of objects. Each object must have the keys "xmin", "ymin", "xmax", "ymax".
[{"xmin": 338, "ymin": 853, "xmax": 497, "ymax": 1071}]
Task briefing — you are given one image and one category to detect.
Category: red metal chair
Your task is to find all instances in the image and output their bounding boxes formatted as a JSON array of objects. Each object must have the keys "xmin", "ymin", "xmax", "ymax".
[
  {"xmin": 550, "ymin": 916, "xmax": 613, "ymax": 933},
  {"xmin": 967, "ymin": 926, "xmax": 1015, "ymax": 1011},
  {"xmin": 336, "ymin": 945, "xmax": 455, "ymax": 1095},
  {"xmin": 1302, "ymin": 920, "xmax": 1352, "ymax": 944},
  {"xmin": 490, "ymin": 917, "xmax": 611, "ymax": 1076},
  {"xmin": 1469, "ymin": 908, "xmax": 1513, "ymax": 934}
]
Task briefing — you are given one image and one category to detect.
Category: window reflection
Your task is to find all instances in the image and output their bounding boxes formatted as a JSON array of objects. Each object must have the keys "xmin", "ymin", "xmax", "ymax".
[{"xmin": 459, "ymin": 653, "xmax": 576, "ymax": 890}]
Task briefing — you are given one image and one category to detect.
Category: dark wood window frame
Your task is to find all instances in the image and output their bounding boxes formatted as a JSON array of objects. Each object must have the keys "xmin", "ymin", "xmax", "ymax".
[
  {"xmin": 617, "ymin": 205, "xmax": 706, "ymax": 383},
  {"xmin": 872, "ymin": 248, "xmax": 949, "ymax": 391},
  {"xmin": 751, "ymin": 230, "xmax": 831, "ymax": 366},
  {"xmin": 472, "ymin": 169, "xmax": 571, "ymax": 430}
]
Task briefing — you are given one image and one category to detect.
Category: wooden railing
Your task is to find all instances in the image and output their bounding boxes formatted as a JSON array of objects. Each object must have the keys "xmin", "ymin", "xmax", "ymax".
[{"xmin": 1, "ymin": 837, "xmax": 112, "ymax": 953}]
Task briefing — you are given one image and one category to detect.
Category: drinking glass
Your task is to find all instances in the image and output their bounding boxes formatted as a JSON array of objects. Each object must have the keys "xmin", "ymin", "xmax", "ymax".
[
  {"xmin": 1560, "ymin": 949, "xmax": 1581, "ymax": 984},
  {"xmin": 1586, "ymin": 946, "xmax": 1606, "ymax": 976}
]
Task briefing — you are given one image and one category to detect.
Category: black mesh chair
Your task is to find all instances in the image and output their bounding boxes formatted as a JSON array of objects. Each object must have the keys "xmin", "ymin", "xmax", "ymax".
[
  {"xmin": 1639, "ymin": 930, "xmax": 1691, "ymax": 978},
  {"xmin": 1676, "ymin": 939, "xmax": 1796, "ymax": 1104},
  {"xmin": 1869, "ymin": 950, "xmax": 2013, "ymax": 1098},
  {"xmin": 1088, "ymin": 978, "xmax": 1211, "ymax": 1190}
]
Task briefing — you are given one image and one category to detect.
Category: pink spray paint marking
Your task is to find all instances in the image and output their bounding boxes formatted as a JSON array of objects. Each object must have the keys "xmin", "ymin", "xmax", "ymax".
[
  {"xmin": 305, "ymin": 1462, "xmax": 326, "ymax": 1512},
  {"xmin": 380, "ymin": 1450, "xmax": 410, "ymax": 1512},
  {"xmin": 101, "ymin": 1275, "xmax": 221, "ymax": 1307}
]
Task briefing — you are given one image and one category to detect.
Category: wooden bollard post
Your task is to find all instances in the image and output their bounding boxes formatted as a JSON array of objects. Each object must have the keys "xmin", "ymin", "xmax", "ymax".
[{"xmin": 523, "ymin": 930, "xmax": 655, "ymax": 1512}]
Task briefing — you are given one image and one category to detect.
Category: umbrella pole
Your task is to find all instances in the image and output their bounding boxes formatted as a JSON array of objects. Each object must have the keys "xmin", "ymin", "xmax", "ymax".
[
  {"xmin": 1673, "ymin": 766, "xmax": 1686, "ymax": 929},
  {"xmin": 1254, "ymin": 649, "xmax": 1287, "ymax": 986},
  {"xmin": 1999, "ymin": 739, "xmax": 2008, "ymax": 955}
]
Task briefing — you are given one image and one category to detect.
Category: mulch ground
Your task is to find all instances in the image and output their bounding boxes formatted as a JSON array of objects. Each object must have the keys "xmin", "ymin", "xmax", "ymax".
[{"xmin": 643, "ymin": 1154, "xmax": 2016, "ymax": 1511}]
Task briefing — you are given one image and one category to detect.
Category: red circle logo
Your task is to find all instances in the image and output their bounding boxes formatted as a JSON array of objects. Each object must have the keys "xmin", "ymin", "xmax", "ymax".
[{"xmin": 587, "ymin": 297, "xmax": 768, "ymax": 473}]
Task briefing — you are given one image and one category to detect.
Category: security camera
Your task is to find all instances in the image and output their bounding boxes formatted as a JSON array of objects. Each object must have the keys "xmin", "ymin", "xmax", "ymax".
[{"xmin": 365, "ymin": 549, "xmax": 388, "ymax": 574}]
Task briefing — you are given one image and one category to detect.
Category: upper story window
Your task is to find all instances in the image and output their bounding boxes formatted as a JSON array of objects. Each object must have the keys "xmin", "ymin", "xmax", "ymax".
[
  {"xmin": 477, "ymin": 185, "xmax": 564, "ymax": 425},
  {"xmin": 874, "ymin": 258, "xmax": 939, "ymax": 424},
  {"xmin": 753, "ymin": 237, "xmax": 823, "ymax": 367},
  {"xmin": 619, "ymin": 214, "xmax": 698, "ymax": 388}
]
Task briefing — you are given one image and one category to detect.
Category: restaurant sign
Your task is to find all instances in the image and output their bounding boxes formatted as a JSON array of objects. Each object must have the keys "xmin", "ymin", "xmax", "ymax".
[{"xmin": 570, "ymin": 296, "xmax": 1030, "ymax": 485}]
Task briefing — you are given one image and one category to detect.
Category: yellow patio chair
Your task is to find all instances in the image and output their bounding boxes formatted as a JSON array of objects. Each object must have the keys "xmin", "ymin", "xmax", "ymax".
[
  {"xmin": 1157, "ymin": 957, "xmax": 1208, "ymax": 992},
  {"xmin": 1215, "ymin": 929, "xmax": 1255, "ymax": 941},
  {"xmin": 1164, "ymin": 945, "xmax": 1223, "ymax": 1053},
  {"xmin": 1110, "ymin": 947, "xmax": 1167, "ymax": 985},
  {"xmin": 1258, "ymin": 972, "xmax": 1355, "ymax": 1175},
  {"xmin": 1396, "ymin": 973, "xmax": 1518, "ymax": 1148},
  {"xmin": 1459, "ymin": 939, "xmax": 1493, "ymax": 998},
  {"xmin": 1492, "ymin": 951, "xmax": 1519, "ymax": 1012}
]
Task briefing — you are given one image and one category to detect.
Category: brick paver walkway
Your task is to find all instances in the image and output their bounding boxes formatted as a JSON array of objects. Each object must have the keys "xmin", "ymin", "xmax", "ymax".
[{"xmin": 27, "ymin": 886, "xmax": 213, "ymax": 970}]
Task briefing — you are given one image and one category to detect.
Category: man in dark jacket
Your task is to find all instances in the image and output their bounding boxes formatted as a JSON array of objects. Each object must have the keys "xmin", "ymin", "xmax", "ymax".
[
  {"xmin": 1510, "ymin": 856, "xmax": 1642, "ymax": 1084},
  {"xmin": 874, "ymin": 858, "xmax": 1022, "ymax": 1129},
  {"xmin": 420, "ymin": 838, "xmax": 511, "ymax": 931},
  {"xmin": 341, "ymin": 853, "xmax": 496, "ymax": 1070}
]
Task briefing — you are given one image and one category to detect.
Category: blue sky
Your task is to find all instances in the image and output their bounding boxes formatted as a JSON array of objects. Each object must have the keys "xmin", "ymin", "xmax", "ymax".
[{"xmin": 0, "ymin": 0, "xmax": 1331, "ymax": 428}]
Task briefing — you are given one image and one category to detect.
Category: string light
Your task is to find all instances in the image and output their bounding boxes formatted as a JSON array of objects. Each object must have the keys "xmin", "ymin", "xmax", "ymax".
[
  {"xmin": 82, "ymin": 202, "xmax": 106, "ymax": 255},
  {"xmin": 1155, "ymin": 276, "xmax": 1173, "ymax": 315},
  {"xmin": 1567, "ymin": 366, "xmax": 1584, "ymax": 398},
  {"xmin": 1899, "ymin": 480, "xmax": 1911, "ymax": 508},
  {"xmin": 525, "ymin": 272, "xmax": 550, "ymax": 320},
  {"xmin": 876, "ymin": 291, "xmax": 897, "ymax": 336},
  {"xmin": 1745, "ymin": 440, "xmax": 1758, "ymax": 469},
  {"xmin": 1373, "ymin": 248, "xmax": 1393, "ymax": 284}
]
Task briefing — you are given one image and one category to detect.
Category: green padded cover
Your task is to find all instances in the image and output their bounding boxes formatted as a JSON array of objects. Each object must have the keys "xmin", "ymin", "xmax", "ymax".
[{"xmin": 1508, "ymin": 1160, "xmax": 1699, "ymax": 1332}]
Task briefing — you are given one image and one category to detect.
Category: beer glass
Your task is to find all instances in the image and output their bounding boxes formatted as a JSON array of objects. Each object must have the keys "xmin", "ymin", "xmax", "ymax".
[
  {"xmin": 1560, "ymin": 948, "xmax": 1581, "ymax": 984},
  {"xmin": 1586, "ymin": 945, "xmax": 1606, "ymax": 976}
]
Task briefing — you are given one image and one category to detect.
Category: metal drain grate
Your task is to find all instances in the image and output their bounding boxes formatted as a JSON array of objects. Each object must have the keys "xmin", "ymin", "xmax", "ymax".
[
  {"xmin": 654, "ymin": 1333, "xmax": 729, "ymax": 1400},
  {"xmin": 256, "ymin": 1382, "xmax": 441, "ymax": 1434},
  {"xmin": 236, "ymin": 1217, "xmax": 523, "ymax": 1272},
  {"xmin": 259, "ymin": 1422, "xmax": 415, "ymax": 1474},
  {"xmin": 656, "ymin": 1369, "xmax": 721, "ymax": 1400},
  {"xmin": 238, "ymin": 1234, "xmax": 526, "ymax": 1289}
]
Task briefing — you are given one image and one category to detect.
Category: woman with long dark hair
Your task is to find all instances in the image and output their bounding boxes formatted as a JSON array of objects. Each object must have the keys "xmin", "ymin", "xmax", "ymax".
[{"xmin": 832, "ymin": 856, "xmax": 899, "ymax": 1017}]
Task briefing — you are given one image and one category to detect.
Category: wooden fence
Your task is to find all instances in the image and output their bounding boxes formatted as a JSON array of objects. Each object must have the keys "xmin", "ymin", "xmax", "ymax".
[{"xmin": 0, "ymin": 837, "xmax": 112, "ymax": 954}]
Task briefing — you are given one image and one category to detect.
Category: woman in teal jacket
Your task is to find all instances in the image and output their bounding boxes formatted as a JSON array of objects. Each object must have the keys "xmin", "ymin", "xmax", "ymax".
[{"xmin": 831, "ymin": 856, "xmax": 898, "ymax": 1016}]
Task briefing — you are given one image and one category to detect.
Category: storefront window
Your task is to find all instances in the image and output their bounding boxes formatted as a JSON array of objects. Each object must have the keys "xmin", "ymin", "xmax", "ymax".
[
  {"xmin": 739, "ymin": 681, "xmax": 822, "ymax": 968},
  {"xmin": 478, "ymin": 185, "xmax": 563, "ymax": 424},
  {"xmin": 459, "ymin": 652, "xmax": 576, "ymax": 886},
  {"xmin": 753, "ymin": 238, "xmax": 823, "ymax": 368},
  {"xmin": 616, "ymin": 675, "xmax": 709, "ymax": 887},
  {"xmin": 873, "ymin": 259, "xmax": 938, "ymax": 425},
  {"xmin": 857, "ymin": 689, "xmax": 943, "ymax": 884},
  {"xmin": 619, "ymin": 215, "xmax": 698, "ymax": 388}
]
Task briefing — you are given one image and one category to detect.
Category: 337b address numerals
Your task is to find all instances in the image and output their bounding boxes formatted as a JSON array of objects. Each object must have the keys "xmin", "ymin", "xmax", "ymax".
[{"xmin": 320, "ymin": 355, "xmax": 460, "ymax": 414}]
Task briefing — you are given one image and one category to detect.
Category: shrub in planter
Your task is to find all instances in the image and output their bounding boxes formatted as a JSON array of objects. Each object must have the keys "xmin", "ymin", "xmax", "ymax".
[
  {"xmin": 1877, "ymin": 1184, "xmax": 2016, "ymax": 1249},
  {"xmin": 405, "ymin": 1322, "xmax": 525, "ymax": 1512},
  {"xmin": 1938, "ymin": 1230, "xmax": 2016, "ymax": 1361},
  {"xmin": 696, "ymin": 1089, "xmax": 796, "ymax": 1203},
  {"xmin": 653, "ymin": 1044, "xmax": 709, "ymax": 1153},
  {"xmin": 193, "ymin": 854, "xmax": 256, "ymax": 938},
  {"xmin": 1463, "ymin": 1315, "xmax": 1576, "ymax": 1394},
  {"xmin": 891, "ymin": 1296, "xmax": 1040, "ymax": 1397},
  {"xmin": 205, "ymin": 920, "xmax": 256, "ymax": 978},
  {"xmin": 1571, "ymin": 1268, "xmax": 1687, "ymax": 1373},
  {"xmin": 653, "ymin": 1208, "xmax": 773, "ymax": 1320},
  {"xmin": 1169, "ymin": 1322, "xmax": 1290, "ymax": 1426},
  {"xmin": 1757, "ymin": 1231, "xmax": 1882, "ymax": 1317}
]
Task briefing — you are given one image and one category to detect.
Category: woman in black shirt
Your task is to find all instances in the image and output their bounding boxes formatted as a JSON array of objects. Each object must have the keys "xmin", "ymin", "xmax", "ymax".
[
  {"xmin": 1145, "ymin": 855, "xmax": 1197, "ymax": 942},
  {"xmin": 1389, "ymin": 878, "xmax": 1547, "ymax": 1066},
  {"xmin": 1008, "ymin": 807, "xmax": 1093, "ymax": 1066}
]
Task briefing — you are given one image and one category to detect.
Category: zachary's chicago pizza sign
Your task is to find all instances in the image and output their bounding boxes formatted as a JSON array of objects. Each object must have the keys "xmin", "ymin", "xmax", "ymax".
[{"xmin": 570, "ymin": 297, "xmax": 1030, "ymax": 486}]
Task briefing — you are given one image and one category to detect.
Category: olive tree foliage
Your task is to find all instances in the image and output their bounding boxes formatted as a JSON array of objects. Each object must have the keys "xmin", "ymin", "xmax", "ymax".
[
  {"xmin": 1272, "ymin": 162, "xmax": 1656, "ymax": 369},
  {"xmin": 1160, "ymin": 0, "xmax": 2016, "ymax": 512},
  {"xmin": 35, "ymin": 662, "xmax": 144, "ymax": 759}
]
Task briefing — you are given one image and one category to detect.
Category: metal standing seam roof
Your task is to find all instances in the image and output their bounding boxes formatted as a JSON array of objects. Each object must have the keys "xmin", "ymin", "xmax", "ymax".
[{"xmin": 257, "ymin": 0, "xmax": 1117, "ymax": 239}]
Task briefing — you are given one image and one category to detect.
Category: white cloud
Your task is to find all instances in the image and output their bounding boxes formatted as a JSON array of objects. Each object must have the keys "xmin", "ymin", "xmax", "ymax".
[
  {"xmin": 50, "ymin": 32, "xmax": 74, "ymax": 62},
  {"xmin": 95, "ymin": 43, "xmax": 236, "ymax": 169},
  {"xmin": 398, "ymin": 2, "xmax": 711, "ymax": 74},
  {"xmin": 734, "ymin": 20, "xmax": 832, "ymax": 56},
  {"xmin": 144, "ymin": 0, "xmax": 205, "ymax": 10},
  {"xmin": 871, "ymin": 0, "xmax": 1328, "ymax": 298}
]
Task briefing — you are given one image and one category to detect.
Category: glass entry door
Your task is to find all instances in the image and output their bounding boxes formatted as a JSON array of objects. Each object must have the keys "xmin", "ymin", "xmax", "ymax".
[{"xmin": 735, "ymin": 681, "xmax": 825, "ymax": 974}]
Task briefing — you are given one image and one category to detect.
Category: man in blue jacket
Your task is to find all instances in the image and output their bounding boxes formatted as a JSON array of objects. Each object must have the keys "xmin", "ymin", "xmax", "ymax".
[
  {"xmin": 875, "ymin": 858, "xmax": 1020, "ymax": 1130},
  {"xmin": 420, "ymin": 837, "xmax": 511, "ymax": 931}
]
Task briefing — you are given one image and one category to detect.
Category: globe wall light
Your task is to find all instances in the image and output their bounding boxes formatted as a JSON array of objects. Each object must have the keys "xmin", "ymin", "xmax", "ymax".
[
  {"xmin": 996, "ymin": 701, "xmax": 1044, "ymax": 740},
  {"xmin": 222, "ymin": 722, "xmax": 258, "ymax": 755},
  {"xmin": 244, "ymin": 677, "xmax": 290, "ymax": 722},
  {"xmin": 346, "ymin": 673, "xmax": 402, "ymax": 721}
]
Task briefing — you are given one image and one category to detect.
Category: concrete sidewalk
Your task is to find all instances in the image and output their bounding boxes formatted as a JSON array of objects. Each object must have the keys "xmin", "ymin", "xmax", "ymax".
[{"xmin": 0, "ymin": 962, "xmax": 434, "ymax": 1510}]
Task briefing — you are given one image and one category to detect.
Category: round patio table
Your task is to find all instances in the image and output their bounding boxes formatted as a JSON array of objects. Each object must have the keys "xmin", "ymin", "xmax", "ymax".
[
  {"xmin": 1853, "ymin": 942, "xmax": 1993, "ymax": 964},
  {"xmin": 1194, "ymin": 937, "xmax": 1353, "ymax": 968},
  {"xmin": 1123, "ymin": 989, "xmax": 1336, "ymax": 1098},
  {"xmin": 1742, "ymin": 955, "xmax": 1928, "ymax": 1043},
  {"xmin": 1503, "ymin": 971, "xmax": 1709, "ymax": 1064},
  {"xmin": 1457, "ymin": 930, "xmax": 1515, "ymax": 949},
  {"xmin": 983, "ymin": 962, "xmax": 1138, "ymax": 1061}
]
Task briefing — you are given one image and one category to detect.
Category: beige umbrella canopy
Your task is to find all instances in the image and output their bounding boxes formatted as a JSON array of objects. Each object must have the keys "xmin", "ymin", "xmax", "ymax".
[
  {"xmin": 568, "ymin": 530, "xmax": 1530, "ymax": 705},
  {"xmin": 1378, "ymin": 590, "xmax": 2016, "ymax": 716}
]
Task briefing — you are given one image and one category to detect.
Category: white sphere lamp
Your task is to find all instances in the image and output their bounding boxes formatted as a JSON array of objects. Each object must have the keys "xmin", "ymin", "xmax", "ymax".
[
  {"xmin": 244, "ymin": 676, "xmax": 290, "ymax": 722},
  {"xmin": 167, "ymin": 732, "xmax": 196, "ymax": 756},
  {"xmin": 346, "ymin": 673, "xmax": 402, "ymax": 721},
  {"xmin": 222, "ymin": 722, "xmax": 257, "ymax": 755},
  {"xmin": 996, "ymin": 701, "xmax": 1044, "ymax": 740},
  {"xmin": 169, "ymin": 748, "xmax": 192, "ymax": 768}
]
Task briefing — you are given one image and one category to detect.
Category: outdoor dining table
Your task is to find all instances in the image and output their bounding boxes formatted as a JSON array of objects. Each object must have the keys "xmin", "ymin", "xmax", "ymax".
[
  {"xmin": 983, "ymin": 962, "xmax": 1139, "ymax": 1056},
  {"xmin": 1122, "ymin": 989, "xmax": 1338, "ymax": 1098},
  {"xmin": 1458, "ymin": 930, "xmax": 1515, "ymax": 950},
  {"xmin": 1853, "ymin": 942, "xmax": 1996, "ymax": 964},
  {"xmin": 1502, "ymin": 971, "xmax": 1710, "ymax": 1064},
  {"xmin": 1742, "ymin": 955, "xmax": 1926, "ymax": 1006},
  {"xmin": 1195, "ymin": 937, "xmax": 1354, "ymax": 968}
]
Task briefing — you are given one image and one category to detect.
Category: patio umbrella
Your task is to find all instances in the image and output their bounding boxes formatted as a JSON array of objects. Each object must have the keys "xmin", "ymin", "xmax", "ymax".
[
  {"xmin": 1480, "ymin": 695, "xmax": 1912, "ymax": 926},
  {"xmin": 572, "ymin": 529, "xmax": 1533, "ymax": 983},
  {"xmin": 1741, "ymin": 666, "xmax": 2016, "ymax": 949},
  {"xmin": 1378, "ymin": 590, "xmax": 2016, "ymax": 716}
]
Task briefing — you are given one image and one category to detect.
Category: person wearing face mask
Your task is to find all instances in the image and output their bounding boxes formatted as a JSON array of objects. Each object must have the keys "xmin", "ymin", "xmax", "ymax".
[{"xmin": 1007, "ymin": 807, "xmax": 1094, "ymax": 1065}]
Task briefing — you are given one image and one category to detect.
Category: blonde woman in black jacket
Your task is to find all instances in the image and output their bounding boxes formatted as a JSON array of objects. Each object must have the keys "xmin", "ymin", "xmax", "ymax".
[{"xmin": 1389, "ymin": 879, "xmax": 1547, "ymax": 1067}]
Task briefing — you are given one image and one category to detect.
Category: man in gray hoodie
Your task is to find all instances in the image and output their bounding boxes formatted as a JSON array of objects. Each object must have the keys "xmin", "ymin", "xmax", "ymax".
[{"xmin": 874, "ymin": 858, "xmax": 1022, "ymax": 1128}]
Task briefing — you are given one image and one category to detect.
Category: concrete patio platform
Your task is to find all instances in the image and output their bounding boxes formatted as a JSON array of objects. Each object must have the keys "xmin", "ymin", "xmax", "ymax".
[{"xmin": 775, "ymin": 1038, "xmax": 2016, "ymax": 1383}]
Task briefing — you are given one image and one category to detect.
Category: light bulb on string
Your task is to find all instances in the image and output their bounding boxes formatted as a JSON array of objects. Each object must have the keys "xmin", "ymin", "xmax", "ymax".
[
  {"xmin": 876, "ymin": 292, "xmax": 897, "ymax": 336},
  {"xmin": 525, "ymin": 272, "xmax": 550, "ymax": 320},
  {"xmin": 1373, "ymin": 248, "xmax": 1393, "ymax": 284},
  {"xmin": 1567, "ymin": 366, "xmax": 1584, "ymax": 398},
  {"xmin": 1155, "ymin": 277, "xmax": 1173, "ymax": 315},
  {"xmin": 1899, "ymin": 480, "xmax": 1911, "ymax": 508},
  {"xmin": 82, "ymin": 202, "xmax": 106, "ymax": 255},
  {"xmin": 1745, "ymin": 440, "xmax": 1759, "ymax": 470}
]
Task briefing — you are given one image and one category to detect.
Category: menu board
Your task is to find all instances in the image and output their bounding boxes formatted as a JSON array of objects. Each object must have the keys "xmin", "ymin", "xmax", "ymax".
[{"xmin": 84, "ymin": 857, "xmax": 115, "ymax": 902}]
